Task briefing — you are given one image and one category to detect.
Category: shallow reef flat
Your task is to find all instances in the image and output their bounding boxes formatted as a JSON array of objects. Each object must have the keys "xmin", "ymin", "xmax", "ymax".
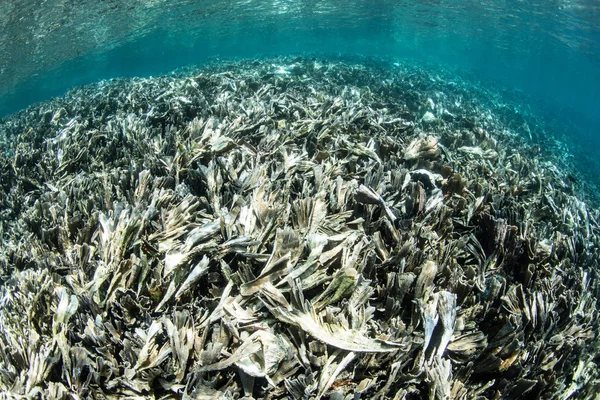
[{"xmin": 0, "ymin": 57, "xmax": 598, "ymax": 399}]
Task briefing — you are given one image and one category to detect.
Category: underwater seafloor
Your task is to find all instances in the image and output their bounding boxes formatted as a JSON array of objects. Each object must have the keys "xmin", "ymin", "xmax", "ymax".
[{"xmin": 0, "ymin": 57, "xmax": 599, "ymax": 399}]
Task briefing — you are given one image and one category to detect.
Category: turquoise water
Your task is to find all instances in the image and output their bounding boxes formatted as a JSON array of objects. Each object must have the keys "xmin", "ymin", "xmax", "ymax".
[
  {"xmin": 1, "ymin": 0, "xmax": 599, "ymax": 147},
  {"xmin": 2, "ymin": 3, "xmax": 600, "ymax": 397}
]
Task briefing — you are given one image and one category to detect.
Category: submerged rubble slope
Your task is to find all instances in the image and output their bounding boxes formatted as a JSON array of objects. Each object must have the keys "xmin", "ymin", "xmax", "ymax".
[{"xmin": 0, "ymin": 57, "xmax": 599, "ymax": 399}]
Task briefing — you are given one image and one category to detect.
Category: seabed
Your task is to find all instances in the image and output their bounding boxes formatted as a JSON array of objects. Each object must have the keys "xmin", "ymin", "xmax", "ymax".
[{"xmin": 0, "ymin": 57, "xmax": 598, "ymax": 399}]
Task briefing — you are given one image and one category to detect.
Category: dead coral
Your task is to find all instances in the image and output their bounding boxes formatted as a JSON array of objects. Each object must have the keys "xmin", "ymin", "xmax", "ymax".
[{"xmin": 0, "ymin": 57, "xmax": 598, "ymax": 400}]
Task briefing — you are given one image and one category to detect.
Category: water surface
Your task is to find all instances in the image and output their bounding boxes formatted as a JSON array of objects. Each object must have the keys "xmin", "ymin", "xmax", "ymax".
[{"xmin": 1, "ymin": 0, "xmax": 598, "ymax": 150}]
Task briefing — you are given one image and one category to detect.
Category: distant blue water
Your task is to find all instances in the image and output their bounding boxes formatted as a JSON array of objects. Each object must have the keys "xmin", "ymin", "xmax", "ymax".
[{"xmin": 1, "ymin": 0, "xmax": 599, "ymax": 152}]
